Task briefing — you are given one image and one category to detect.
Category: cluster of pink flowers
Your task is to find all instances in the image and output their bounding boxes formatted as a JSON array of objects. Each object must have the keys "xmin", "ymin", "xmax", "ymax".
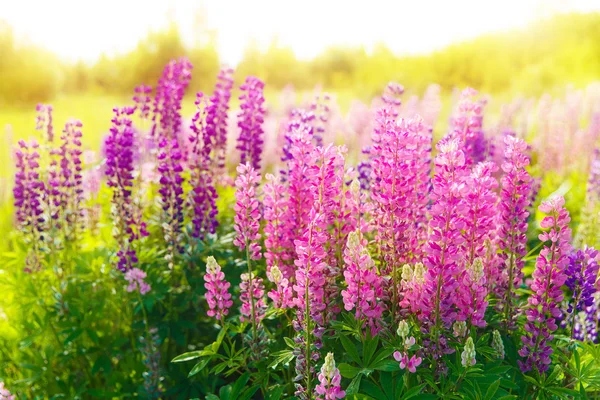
[
  {"xmin": 239, "ymin": 272, "xmax": 267, "ymax": 325},
  {"xmin": 203, "ymin": 256, "xmax": 233, "ymax": 322},
  {"xmin": 519, "ymin": 197, "xmax": 572, "ymax": 373},
  {"xmin": 125, "ymin": 268, "xmax": 151, "ymax": 295},
  {"xmin": 315, "ymin": 353, "xmax": 345, "ymax": 400},
  {"xmin": 420, "ymin": 137, "xmax": 469, "ymax": 335},
  {"xmin": 496, "ymin": 135, "xmax": 532, "ymax": 329},
  {"xmin": 0, "ymin": 382, "xmax": 15, "ymax": 400},
  {"xmin": 341, "ymin": 231, "xmax": 386, "ymax": 335},
  {"xmin": 233, "ymin": 163, "xmax": 262, "ymax": 260}
]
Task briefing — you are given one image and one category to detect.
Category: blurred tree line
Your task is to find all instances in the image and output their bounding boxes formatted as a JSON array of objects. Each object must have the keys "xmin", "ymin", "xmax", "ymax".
[{"xmin": 1, "ymin": 12, "xmax": 599, "ymax": 105}]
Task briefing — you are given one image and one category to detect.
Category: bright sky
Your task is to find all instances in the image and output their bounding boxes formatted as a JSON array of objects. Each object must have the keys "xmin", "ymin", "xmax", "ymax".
[{"xmin": 2, "ymin": 0, "xmax": 599, "ymax": 65}]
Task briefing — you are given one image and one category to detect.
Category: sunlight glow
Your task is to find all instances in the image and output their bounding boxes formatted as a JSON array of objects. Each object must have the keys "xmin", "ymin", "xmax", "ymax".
[{"xmin": 2, "ymin": 0, "xmax": 600, "ymax": 65}]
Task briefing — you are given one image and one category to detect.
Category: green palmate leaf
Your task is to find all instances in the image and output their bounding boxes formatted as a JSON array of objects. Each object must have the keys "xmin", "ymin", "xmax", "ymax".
[
  {"xmin": 284, "ymin": 336, "xmax": 295, "ymax": 349},
  {"xmin": 361, "ymin": 379, "xmax": 388, "ymax": 400},
  {"xmin": 188, "ymin": 358, "xmax": 210, "ymax": 377},
  {"xmin": 372, "ymin": 359, "xmax": 399, "ymax": 372},
  {"xmin": 339, "ymin": 334, "xmax": 362, "ymax": 365},
  {"xmin": 338, "ymin": 362, "xmax": 362, "ymax": 378}
]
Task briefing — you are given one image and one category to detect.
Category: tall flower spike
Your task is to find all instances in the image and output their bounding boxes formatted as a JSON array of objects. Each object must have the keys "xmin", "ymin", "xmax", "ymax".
[
  {"xmin": 463, "ymin": 162, "xmax": 499, "ymax": 265},
  {"xmin": 240, "ymin": 271, "xmax": 267, "ymax": 325},
  {"xmin": 342, "ymin": 231, "xmax": 386, "ymax": 335},
  {"xmin": 519, "ymin": 196, "xmax": 572, "ymax": 374},
  {"xmin": 209, "ymin": 66, "xmax": 234, "ymax": 175},
  {"xmin": 564, "ymin": 247, "xmax": 598, "ymax": 339},
  {"xmin": 455, "ymin": 258, "xmax": 488, "ymax": 328},
  {"xmin": 450, "ymin": 88, "xmax": 487, "ymax": 164},
  {"xmin": 370, "ymin": 113, "xmax": 423, "ymax": 314},
  {"xmin": 13, "ymin": 139, "xmax": 45, "ymax": 271},
  {"xmin": 236, "ymin": 76, "xmax": 266, "ymax": 171},
  {"xmin": 233, "ymin": 163, "xmax": 262, "ymax": 260},
  {"xmin": 105, "ymin": 107, "xmax": 148, "ymax": 272},
  {"xmin": 315, "ymin": 353, "xmax": 346, "ymax": 400},
  {"xmin": 203, "ymin": 256, "xmax": 233, "ymax": 322},
  {"xmin": 133, "ymin": 85, "xmax": 153, "ymax": 120},
  {"xmin": 35, "ymin": 103, "xmax": 54, "ymax": 143},
  {"xmin": 267, "ymin": 265, "xmax": 294, "ymax": 309},
  {"xmin": 188, "ymin": 92, "xmax": 218, "ymax": 239},
  {"xmin": 264, "ymin": 173, "xmax": 295, "ymax": 279},
  {"xmin": 420, "ymin": 137, "xmax": 469, "ymax": 342},
  {"xmin": 157, "ymin": 136, "xmax": 185, "ymax": 267},
  {"xmin": 497, "ymin": 135, "xmax": 531, "ymax": 330}
]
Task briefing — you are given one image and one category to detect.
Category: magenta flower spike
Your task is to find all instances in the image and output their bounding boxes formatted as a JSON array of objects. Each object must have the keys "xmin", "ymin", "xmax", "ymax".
[
  {"xmin": 420, "ymin": 136, "xmax": 469, "ymax": 347},
  {"xmin": 518, "ymin": 196, "xmax": 572, "ymax": 374},
  {"xmin": 233, "ymin": 163, "xmax": 262, "ymax": 260},
  {"xmin": 240, "ymin": 271, "xmax": 267, "ymax": 326},
  {"xmin": 264, "ymin": 173, "xmax": 295, "ymax": 280},
  {"xmin": 35, "ymin": 103, "xmax": 54, "ymax": 143},
  {"xmin": 341, "ymin": 231, "xmax": 386, "ymax": 335},
  {"xmin": 497, "ymin": 135, "xmax": 532, "ymax": 329}
]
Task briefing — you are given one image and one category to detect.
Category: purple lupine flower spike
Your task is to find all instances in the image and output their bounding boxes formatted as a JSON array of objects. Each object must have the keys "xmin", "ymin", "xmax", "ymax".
[
  {"xmin": 35, "ymin": 103, "xmax": 54, "ymax": 143},
  {"xmin": 236, "ymin": 76, "xmax": 266, "ymax": 171},
  {"xmin": 519, "ymin": 196, "xmax": 571, "ymax": 374}
]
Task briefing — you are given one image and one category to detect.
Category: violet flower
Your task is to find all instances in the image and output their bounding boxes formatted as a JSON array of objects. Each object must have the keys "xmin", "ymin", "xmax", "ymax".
[
  {"xmin": 236, "ymin": 76, "xmax": 266, "ymax": 171},
  {"xmin": 105, "ymin": 107, "xmax": 148, "ymax": 272},
  {"xmin": 564, "ymin": 247, "xmax": 599, "ymax": 338},
  {"xmin": 133, "ymin": 85, "xmax": 153, "ymax": 120},
  {"xmin": 518, "ymin": 196, "xmax": 572, "ymax": 374},
  {"xmin": 13, "ymin": 139, "xmax": 45, "ymax": 271},
  {"xmin": 188, "ymin": 92, "xmax": 218, "ymax": 239}
]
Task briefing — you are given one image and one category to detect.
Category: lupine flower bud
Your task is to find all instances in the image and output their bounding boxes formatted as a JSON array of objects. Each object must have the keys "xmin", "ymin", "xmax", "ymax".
[
  {"xmin": 397, "ymin": 320, "xmax": 410, "ymax": 338},
  {"xmin": 461, "ymin": 337, "xmax": 476, "ymax": 367},
  {"xmin": 492, "ymin": 330, "xmax": 505, "ymax": 359},
  {"xmin": 453, "ymin": 321, "xmax": 467, "ymax": 338},
  {"xmin": 203, "ymin": 256, "xmax": 233, "ymax": 322},
  {"xmin": 315, "ymin": 353, "xmax": 345, "ymax": 400}
]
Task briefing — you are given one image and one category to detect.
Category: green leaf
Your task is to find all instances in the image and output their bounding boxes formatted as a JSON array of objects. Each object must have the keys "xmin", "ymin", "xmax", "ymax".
[
  {"xmin": 188, "ymin": 358, "xmax": 210, "ymax": 377},
  {"xmin": 338, "ymin": 363, "xmax": 362, "ymax": 378},
  {"xmin": 230, "ymin": 373, "xmax": 251, "ymax": 399},
  {"xmin": 239, "ymin": 385, "xmax": 260, "ymax": 400},
  {"xmin": 284, "ymin": 336, "xmax": 296, "ymax": 349},
  {"xmin": 172, "ymin": 351, "xmax": 207, "ymax": 363},
  {"xmin": 403, "ymin": 383, "xmax": 427, "ymax": 399},
  {"xmin": 91, "ymin": 355, "xmax": 111, "ymax": 376},
  {"xmin": 361, "ymin": 380, "xmax": 388, "ymax": 400},
  {"xmin": 372, "ymin": 360, "xmax": 400, "ymax": 372},
  {"xmin": 484, "ymin": 379, "xmax": 501, "ymax": 400},
  {"xmin": 346, "ymin": 374, "xmax": 363, "ymax": 395},
  {"xmin": 265, "ymin": 386, "xmax": 284, "ymax": 400},
  {"xmin": 268, "ymin": 350, "xmax": 295, "ymax": 369},
  {"xmin": 63, "ymin": 328, "xmax": 83, "ymax": 345},
  {"xmin": 339, "ymin": 334, "xmax": 362, "ymax": 365}
]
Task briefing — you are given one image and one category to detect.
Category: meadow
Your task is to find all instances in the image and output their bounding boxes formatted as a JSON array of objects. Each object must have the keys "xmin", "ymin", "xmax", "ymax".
[{"xmin": 0, "ymin": 50, "xmax": 599, "ymax": 400}]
